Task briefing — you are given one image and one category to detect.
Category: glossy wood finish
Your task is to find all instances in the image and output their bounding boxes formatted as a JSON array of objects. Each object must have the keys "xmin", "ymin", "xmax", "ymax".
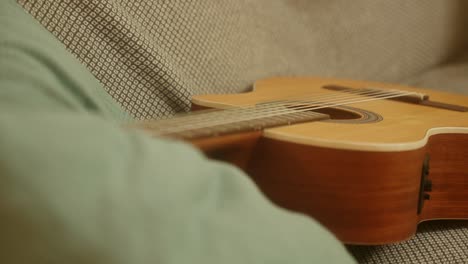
[
  {"xmin": 150, "ymin": 77, "xmax": 468, "ymax": 245},
  {"xmin": 187, "ymin": 132, "xmax": 468, "ymax": 245},
  {"xmin": 191, "ymin": 131, "xmax": 262, "ymax": 170},
  {"xmin": 421, "ymin": 134, "xmax": 468, "ymax": 220},
  {"xmin": 246, "ymin": 138, "xmax": 426, "ymax": 245}
]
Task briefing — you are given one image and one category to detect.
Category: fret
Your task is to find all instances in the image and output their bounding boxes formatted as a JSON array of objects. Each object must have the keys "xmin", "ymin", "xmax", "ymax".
[{"xmin": 137, "ymin": 110, "xmax": 329, "ymax": 139}]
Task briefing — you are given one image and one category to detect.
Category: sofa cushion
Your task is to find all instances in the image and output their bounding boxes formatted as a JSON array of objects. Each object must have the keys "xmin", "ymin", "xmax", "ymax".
[
  {"xmin": 349, "ymin": 221, "xmax": 468, "ymax": 263},
  {"xmin": 405, "ymin": 54, "xmax": 468, "ymax": 95},
  {"xmin": 18, "ymin": 0, "xmax": 467, "ymax": 118}
]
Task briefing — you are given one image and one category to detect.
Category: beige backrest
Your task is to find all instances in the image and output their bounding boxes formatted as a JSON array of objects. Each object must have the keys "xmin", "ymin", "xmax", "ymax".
[{"xmin": 19, "ymin": 0, "xmax": 468, "ymax": 119}]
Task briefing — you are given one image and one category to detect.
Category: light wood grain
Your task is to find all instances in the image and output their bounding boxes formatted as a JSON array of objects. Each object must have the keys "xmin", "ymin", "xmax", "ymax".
[{"xmin": 192, "ymin": 77, "xmax": 468, "ymax": 152}]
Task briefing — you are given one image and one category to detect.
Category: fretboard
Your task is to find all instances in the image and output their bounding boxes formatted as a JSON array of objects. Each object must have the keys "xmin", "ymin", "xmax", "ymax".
[{"xmin": 133, "ymin": 108, "xmax": 329, "ymax": 139}]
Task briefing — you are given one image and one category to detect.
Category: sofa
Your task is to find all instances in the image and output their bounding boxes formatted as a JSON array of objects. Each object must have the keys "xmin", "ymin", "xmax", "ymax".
[{"xmin": 18, "ymin": 0, "xmax": 468, "ymax": 262}]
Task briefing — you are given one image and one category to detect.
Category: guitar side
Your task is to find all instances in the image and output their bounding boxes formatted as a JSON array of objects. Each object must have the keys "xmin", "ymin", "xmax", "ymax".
[
  {"xmin": 246, "ymin": 134, "xmax": 468, "ymax": 245},
  {"xmin": 191, "ymin": 77, "xmax": 468, "ymax": 244}
]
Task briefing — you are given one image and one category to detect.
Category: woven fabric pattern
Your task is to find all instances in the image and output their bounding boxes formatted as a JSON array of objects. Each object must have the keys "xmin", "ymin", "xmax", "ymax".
[
  {"xmin": 349, "ymin": 221, "xmax": 468, "ymax": 264},
  {"xmin": 405, "ymin": 53, "xmax": 468, "ymax": 94},
  {"xmin": 18, "ymin": 0, "xmax": 466, "ymax": 119},
  {"xmin": 17, "ymin": 1, "xmax": 468, "ymax": 263}
]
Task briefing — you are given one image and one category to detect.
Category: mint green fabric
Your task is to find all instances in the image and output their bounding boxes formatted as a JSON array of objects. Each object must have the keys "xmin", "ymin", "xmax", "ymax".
[{"xmin": 0, "ymin": 0, "xmax": 354, "ymax": 263}]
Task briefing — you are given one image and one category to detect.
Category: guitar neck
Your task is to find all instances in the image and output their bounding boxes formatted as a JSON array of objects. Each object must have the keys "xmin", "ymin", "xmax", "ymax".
[{"xmin": 132, "ymin": 107, "xmax": 329, "ymax": 139}]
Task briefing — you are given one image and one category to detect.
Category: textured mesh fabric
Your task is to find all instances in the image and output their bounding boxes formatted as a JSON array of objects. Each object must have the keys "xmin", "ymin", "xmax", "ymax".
[
  {"xmin": 404, "ymin": 53, "xmax": 468, "ymax": 94},
  {"xmin": 17, "ymin": 1, "xmax": 468, "ymax": 263},
  {"xmin": 349, "ymin": 221, "xmax": 468, "ymax": 264},
  {"xmin": 17, "ymin": 0, "xmax": 466, "ymax": 119}
]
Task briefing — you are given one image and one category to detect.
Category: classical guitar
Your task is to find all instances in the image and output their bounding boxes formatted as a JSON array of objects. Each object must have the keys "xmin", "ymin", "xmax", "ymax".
[{"xmin": 132, "ymin": 77, "xmax": 468, "ymax": 245}]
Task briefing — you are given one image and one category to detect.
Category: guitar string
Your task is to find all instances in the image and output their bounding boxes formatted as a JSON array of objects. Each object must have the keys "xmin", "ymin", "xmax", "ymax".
[
  {"xmin": 140, "ymin": 88, "xmax": 379, "ymax": 127},
  {"xmin": 142, "ymin": 88, "xmax": 406, "ymax": 130},
  {"xmin": 208, "ymin": 86, "xmax": 419, "ymax": 108},
  {"xmin": 159, "ymin": 91, "xmax": 415, "ymax": 135},
  {"xmin": 155, "ymin": 90, "xmax": 417, "ymax": 135},
  {"xmin": 146, "ymin": 89, "xmax": 396, "ymax": 132},
  {"xmin": 157, "ymin": 86, "xmax": 424, "ymax": 131},
  {"xmin": 153, "ymin": 90, "xmax": 414, "ymax": 134}
]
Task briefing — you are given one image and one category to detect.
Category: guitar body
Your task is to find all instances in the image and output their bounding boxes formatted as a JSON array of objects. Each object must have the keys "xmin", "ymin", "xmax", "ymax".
[{"xmin": 190, "ymin": 77, "xmax": 468, "ymax": 245}]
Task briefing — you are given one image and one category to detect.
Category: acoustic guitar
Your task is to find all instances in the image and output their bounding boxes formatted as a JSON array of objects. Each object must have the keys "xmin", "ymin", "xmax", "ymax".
[{"xmin": 132, "ymin": 77, "xmax": 468, "ymax": 245}]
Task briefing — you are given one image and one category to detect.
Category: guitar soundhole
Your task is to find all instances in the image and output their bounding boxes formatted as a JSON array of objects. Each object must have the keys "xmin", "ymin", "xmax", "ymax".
[
  {"xmin": 313, "ymin": 107, "xmax": 361, "ymax": 120},
  {"xmin": 312, "ymin": 106, "xmax": 382, "ymax": 124}
]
